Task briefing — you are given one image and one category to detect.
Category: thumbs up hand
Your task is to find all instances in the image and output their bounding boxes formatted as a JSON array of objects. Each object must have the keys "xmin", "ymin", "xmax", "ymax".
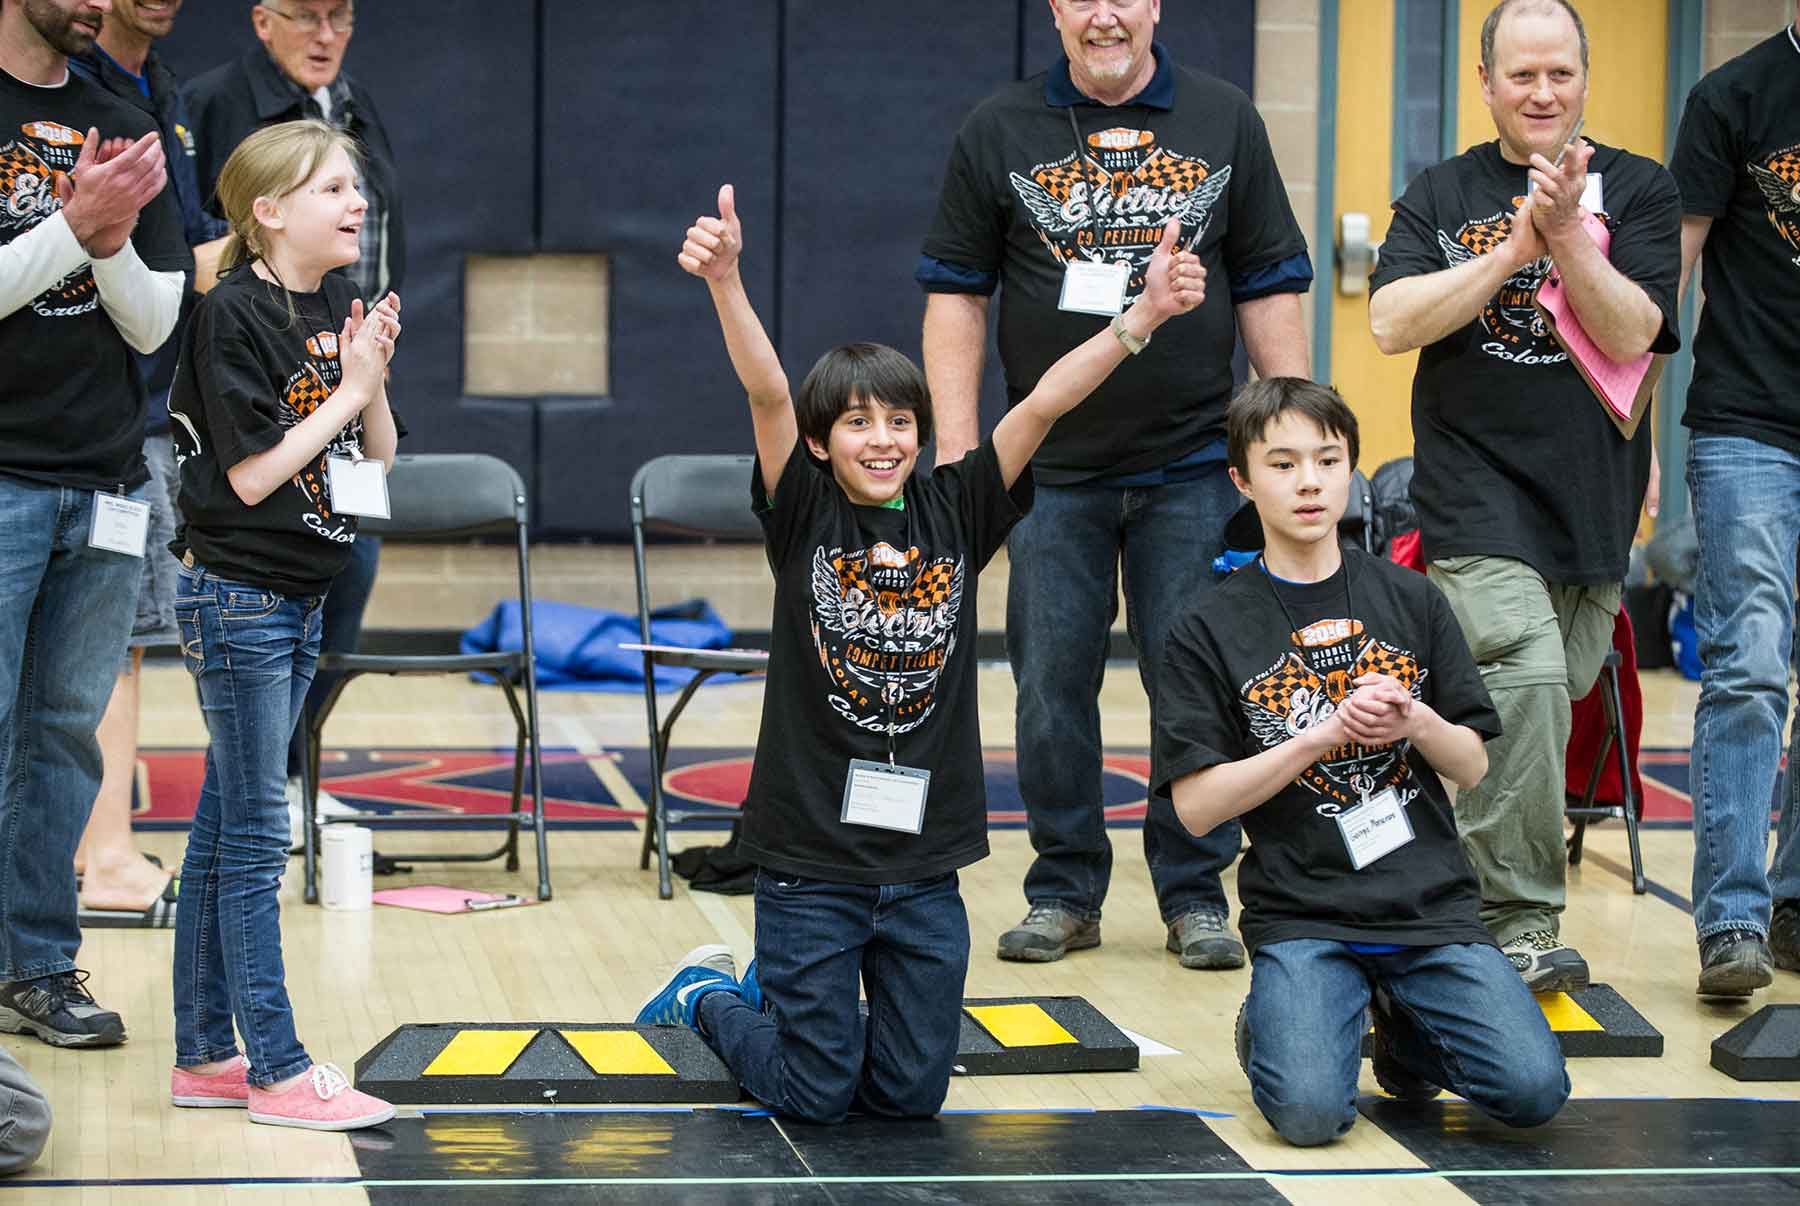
[
  {"xmin": 1142, "ymin": 216, "xmax": 1207, "ymax": 320},
  {"xmin": 677, "ymin": 184, "xmax": 744, "ymax": 283}
]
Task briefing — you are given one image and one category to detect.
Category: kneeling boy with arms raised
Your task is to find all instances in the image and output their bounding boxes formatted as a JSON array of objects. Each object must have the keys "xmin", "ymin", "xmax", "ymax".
[{"xmin": 638, "ymin": 186, "xmax": 1206, "ymax": 1122}]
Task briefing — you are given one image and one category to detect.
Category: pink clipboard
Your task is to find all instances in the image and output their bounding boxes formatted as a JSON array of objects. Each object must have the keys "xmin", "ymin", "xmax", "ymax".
[{"xmin": 1534, "ymin": 211, "xmax": 1662, "ymax": 440}]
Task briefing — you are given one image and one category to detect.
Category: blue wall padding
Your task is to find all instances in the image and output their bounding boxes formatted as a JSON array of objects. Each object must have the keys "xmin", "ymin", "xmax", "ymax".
[{"xmin": 154, "ymin": 4, "xmax": 1258, "ymax": 538}]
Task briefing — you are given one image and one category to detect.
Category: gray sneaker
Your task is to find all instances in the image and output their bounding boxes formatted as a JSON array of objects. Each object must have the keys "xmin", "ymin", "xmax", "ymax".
[
  {"xmin": 996, "ymin": 904, "xmax": 1100, "ymax": 963},
  {"xmin": 1501, "ymin": 930, "xmax": 1589, "ymax": 992},
  {"xmin": 1165, "ymin": 908, "xmax": 1246, "ymax": 970}
]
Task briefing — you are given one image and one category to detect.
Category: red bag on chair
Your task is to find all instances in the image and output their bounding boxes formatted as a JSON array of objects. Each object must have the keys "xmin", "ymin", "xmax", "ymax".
[{"xmin": 1565, "ymin": 608, "xmax": 1645, "ymax": 815}]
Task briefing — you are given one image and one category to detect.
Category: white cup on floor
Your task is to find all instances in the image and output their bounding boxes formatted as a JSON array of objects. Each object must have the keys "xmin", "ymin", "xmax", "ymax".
[{"xmin": 320, "ymin": 825, "xmax": 373, "ymax": 911}]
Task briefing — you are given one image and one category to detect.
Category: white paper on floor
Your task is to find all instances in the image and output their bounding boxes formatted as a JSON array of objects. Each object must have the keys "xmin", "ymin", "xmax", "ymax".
[{"xmin": 1118, "ymin": 1026, "xmax": 1181, "ymax": 1057}]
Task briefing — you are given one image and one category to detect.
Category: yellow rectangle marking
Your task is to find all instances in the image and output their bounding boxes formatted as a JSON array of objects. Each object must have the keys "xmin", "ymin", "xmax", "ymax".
[
  {"xmin": 423, "ymin": 1029, "xmax": 538, "ymax": 1076},
  {"xmin": 1536, "ymin": 992, "xmax": 1604, "ymax": 1032},
  {"xmin": 561, "ymin": 1030, "xmax": 677, "ymax": 1076},
  {"xmin": 966, "ymin": 1003, "xmax": 1079, "ymax": 1048}
]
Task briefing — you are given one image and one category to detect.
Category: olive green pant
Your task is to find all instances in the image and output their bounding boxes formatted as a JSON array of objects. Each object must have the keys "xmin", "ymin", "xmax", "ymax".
[{"xmin": 1428, "ymin": 556, "xmax": 1621, "ymax": 945}]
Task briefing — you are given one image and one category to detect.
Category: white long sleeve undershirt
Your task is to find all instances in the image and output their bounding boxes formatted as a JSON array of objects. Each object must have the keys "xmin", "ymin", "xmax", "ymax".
[{"xmin": 2, "ymin": 211, "xmax": 183, "ymax": 352}]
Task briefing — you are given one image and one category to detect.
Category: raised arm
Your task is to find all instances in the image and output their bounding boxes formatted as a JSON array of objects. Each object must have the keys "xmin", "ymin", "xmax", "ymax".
[
  {"xmin": 1528, "ymin": 142, "xmax": 1664, "ymax": 363},
  {"xmin": 678, "ymin": 184, "xmax": 796, "ymax": 497},
  {"xmin": 1370, "ymin": 197, "xmax": 1543, "ymax": 355},
  {"xmin": 990, "ymin": 219, "xmax": 1205, "ymax": 487},
  {"xmin": 921, "ymin": 292, "xmax": 988, "ymax": 465}
]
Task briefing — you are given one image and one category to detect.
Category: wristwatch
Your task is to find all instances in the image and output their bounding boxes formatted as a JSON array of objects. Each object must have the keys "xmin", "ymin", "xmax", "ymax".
[{"xmin": 1110, "ymin": 314, "xmax": 1150, "ymax": 355}]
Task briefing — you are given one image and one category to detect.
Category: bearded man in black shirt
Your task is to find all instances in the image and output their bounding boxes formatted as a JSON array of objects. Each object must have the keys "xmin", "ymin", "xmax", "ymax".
[
  {"xmin": 1368, "ymin": 0, "xmax": 1679, "ymax": 992},
  {"xmin": 0, "ymin": 0, "xmax": 189, "ymax": 1047},
  {"xmin": 1670, "ymin": 1, "xmax": 1800, "ymax": 997},
  {"xmin": 919, "ymin": 0, "xmax": 1313, "ymax": 971}
]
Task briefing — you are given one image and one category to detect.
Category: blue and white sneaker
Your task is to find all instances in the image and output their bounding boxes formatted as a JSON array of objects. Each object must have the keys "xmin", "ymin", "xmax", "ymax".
[
  {"xmin": 636, "ymin": 945, "xmax": 740, "ymax": 1029},
  {"xmin": 739, "ymin": 958, "xmax": 762, "ymax": 1014}
]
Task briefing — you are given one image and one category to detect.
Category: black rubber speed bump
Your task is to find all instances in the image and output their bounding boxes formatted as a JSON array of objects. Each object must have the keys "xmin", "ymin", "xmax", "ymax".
[
  {"xmin": 1711, "ymin": 1004, "xmax": 1800, "ymax": 1081},
  {"xmin": 1357, "ymin": 983, "xmax": 1660, "ymax": 1058},
  {"xmin": 355, "ymin": 1023, "xmax": 739, "ymax": 1105},
  {"xmin": 954, "ymin": 996, "xmax": 1138, "ymax": 1075}
]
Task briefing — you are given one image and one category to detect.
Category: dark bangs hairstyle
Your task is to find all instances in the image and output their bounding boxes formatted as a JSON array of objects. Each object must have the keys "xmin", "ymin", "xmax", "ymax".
[
  {"xmin": 1226, "ymin": 378, "xmax": 1361, "ymax": 477},
  {"xmin": 794, "ymin": 342, "xmax": 935, "ymax": 456}
]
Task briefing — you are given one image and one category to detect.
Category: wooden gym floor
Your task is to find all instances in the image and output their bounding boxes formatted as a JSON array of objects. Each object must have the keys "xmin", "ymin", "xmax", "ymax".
[{"xmin": 10, "ymin": 658, "xmax": 1799, "ymax": 1203}]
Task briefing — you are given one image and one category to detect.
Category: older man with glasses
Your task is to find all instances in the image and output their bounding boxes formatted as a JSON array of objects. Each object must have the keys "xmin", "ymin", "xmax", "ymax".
[{"xmin": 181, "ymin": 1, "xmax": 405, "ymax": 839}]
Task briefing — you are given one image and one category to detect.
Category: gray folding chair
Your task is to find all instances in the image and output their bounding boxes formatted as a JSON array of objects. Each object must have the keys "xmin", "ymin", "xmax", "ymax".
[
  {"xmin": 629, "ymin": 454, "xmax": 768, "ymax": 899},
  {"xmin": 300, "ymin": 453, "xmax": 550, "ymax": 903}
]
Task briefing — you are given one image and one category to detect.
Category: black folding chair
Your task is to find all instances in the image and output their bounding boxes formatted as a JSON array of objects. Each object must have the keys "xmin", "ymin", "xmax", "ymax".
[
  {"xmin": 629, "ymin": 454, "xmax": 768, "ymax": 900},
  {"xmin": 300, "ymin": 453, "xmax": 550, "ymax": 903},
  {"xmin": 1565, "ymin": 648, "xmax": 1647, "ymax": 894}
]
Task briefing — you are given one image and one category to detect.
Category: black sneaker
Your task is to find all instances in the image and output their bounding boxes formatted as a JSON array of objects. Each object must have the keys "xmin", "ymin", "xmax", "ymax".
[
  {"xmin": 1233, "ymin": 1000, "xmax": 1251, "ymax": 1079},
  {"xmin": 1368, "ymin": 987, "xmax": 1440, "ymax": 1101},
  {"xmin": 1770, "ymin": 900, "xmax": 1800, "ymax": 973},
  {"xmin": 1697, "ymin": 929, "xmax": 1774, "ymax": 997},
  {"xmin": 0, "ymin": 970, "xmax": 127, "ymax": 1048}
]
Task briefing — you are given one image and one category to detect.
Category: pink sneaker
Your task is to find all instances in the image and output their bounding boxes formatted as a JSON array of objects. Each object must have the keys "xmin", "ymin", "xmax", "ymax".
[
  {"xmin": 171, "ymin": 1055, "xmax": 250, "ymax": 1108},
  {"xmin": 246, "ymin": 1063, "xmax": 395, "ymax": 1131}
]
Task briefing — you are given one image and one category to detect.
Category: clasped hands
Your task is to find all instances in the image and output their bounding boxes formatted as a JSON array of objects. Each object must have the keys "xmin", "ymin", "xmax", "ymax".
[
  {"xmin": 1318, "ymin": 673, "xmax": 1418, "ymax": 749},
  {"xmin": 1505, "ymin": 137, "xmax": 1594, "ymax": 267}
]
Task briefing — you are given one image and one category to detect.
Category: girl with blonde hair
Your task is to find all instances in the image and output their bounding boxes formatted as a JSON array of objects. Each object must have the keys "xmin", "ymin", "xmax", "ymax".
[{"xmin": 165, "ymin": 119, "xmax": 400, "ymax": 1131}]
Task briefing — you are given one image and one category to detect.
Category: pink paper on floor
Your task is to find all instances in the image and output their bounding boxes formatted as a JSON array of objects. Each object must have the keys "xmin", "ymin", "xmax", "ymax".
[{"xmin": 371, "ymin": 885, "xmax": 530, "ymax": 914}]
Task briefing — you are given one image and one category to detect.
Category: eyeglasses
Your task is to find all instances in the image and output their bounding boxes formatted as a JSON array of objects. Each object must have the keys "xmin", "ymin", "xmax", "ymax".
[{"xmin": 261, "ymin": 4, "xmax": 355, "ymax": 35}]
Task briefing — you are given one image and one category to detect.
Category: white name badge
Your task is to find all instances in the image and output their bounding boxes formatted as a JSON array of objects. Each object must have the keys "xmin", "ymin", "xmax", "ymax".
[
  {"xmin": 1336, "ymin": 788, "xmax": 1415, "ymax": 870},
  {"xmin": 1058, "ymin": 259, "xmax": 1129, "ymax": 317},
  {"xmin": 840, "ymin": 759, "xmax": 931, "ymax": 834},
  {"xmin": 89, "ymin": 492, "xmax": 149, "ymax": 558},
  {"xmin": 326, "ymin": 455, "xmax": 391, "ymax": 519},
  {"xmin": 1581, "ymin": 172, "xmax": 1604, "ymax": 213},
  {"xmin": 1528, "ymin": 171, "xmax": 1603, "ymax": 213}
]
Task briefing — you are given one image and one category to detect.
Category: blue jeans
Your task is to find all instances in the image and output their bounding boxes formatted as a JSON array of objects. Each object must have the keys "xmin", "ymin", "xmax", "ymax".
[
  {"xmin": 697, "ymin": 869, "xmax": 970, "ymax": 1123},
  {"xmin": 1687, "ymin": 433, "xmax": 1800, "ymax": 940},
  {"xmin": 287, "ymin": 534, "xmax": 380, "ymax": 778},
  {"xmin": 0, "ymin": 478, "xmax": 145, "ymax": 981},
  {"xmin": 1242, "ymin": 939, "xmax": 1568, "ymax": 1146},
  {"xmin": 172, "ymin": 563, "xmax": 322, "ymax": 1087},
  {"xmin": 1008, "ymin": 469, "xmax": 1243, "ymax": 922}
]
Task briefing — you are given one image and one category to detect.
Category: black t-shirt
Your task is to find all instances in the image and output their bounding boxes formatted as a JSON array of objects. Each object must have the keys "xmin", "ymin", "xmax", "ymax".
[
  {"xmin": 0, "ymin": 68, "xmax": 190, "ymax": 490},
  {"xmin": 169, "ymin": 264, "xmax": 366, "ymax": 596},
  {"xmin": 1670, "ymin": 28, "xmax": 1800, "ymax": 452},
  {"xmin": 1154, "ymin": 549, "xmax": 1501, "ymax": 955},
  {"xmin": 740, "ymin": 439, "xmax": 1031, "ymax": 885},
  {"xmin": 922, "ymin": 60, "xmax": 1307, "ymax": 484},
  {"xmin": 1371, "ymin": 141, "xmax": 1681, "ymax": 585}
]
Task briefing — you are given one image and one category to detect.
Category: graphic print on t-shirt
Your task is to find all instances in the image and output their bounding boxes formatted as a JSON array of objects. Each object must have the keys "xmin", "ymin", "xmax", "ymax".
[
  {"xmin": 809, "ymin": 541, "xmax": 965, "ymax": 736},
  {"xmin": 1008, "ymin": 125, "xmax": 1231, "ymax": 297},
  {"xmin": 282, "ymin": 327, "xmax": 362, "ymax": 539},
  {"xmin": 0, "ymin": 121, "xmax": 97, "ymax": 319},
  {"xmin": 1750, "ymin": 143, "xmax": 1800, "ymax": 265},
  {"xmin": 1435, "ymin": 204, "xmax": 1568, "ymax": 367},
  {"xmin": 1239, "ymin": 616, "xmax": 1426, "ymax": 813}
]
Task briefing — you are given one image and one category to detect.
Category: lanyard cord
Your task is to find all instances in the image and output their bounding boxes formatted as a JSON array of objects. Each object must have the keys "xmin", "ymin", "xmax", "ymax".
[
  {"xmin": 1259, "ymin": 549, "xmax": 1356, "ymax": 683},
  {"xmin": 869, "ymin": 501, "xmax": 920, "ymax": 769},
  {"xmin": 1066, "ymin": 106, "xmax": 1108, "ymax": 253}
]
